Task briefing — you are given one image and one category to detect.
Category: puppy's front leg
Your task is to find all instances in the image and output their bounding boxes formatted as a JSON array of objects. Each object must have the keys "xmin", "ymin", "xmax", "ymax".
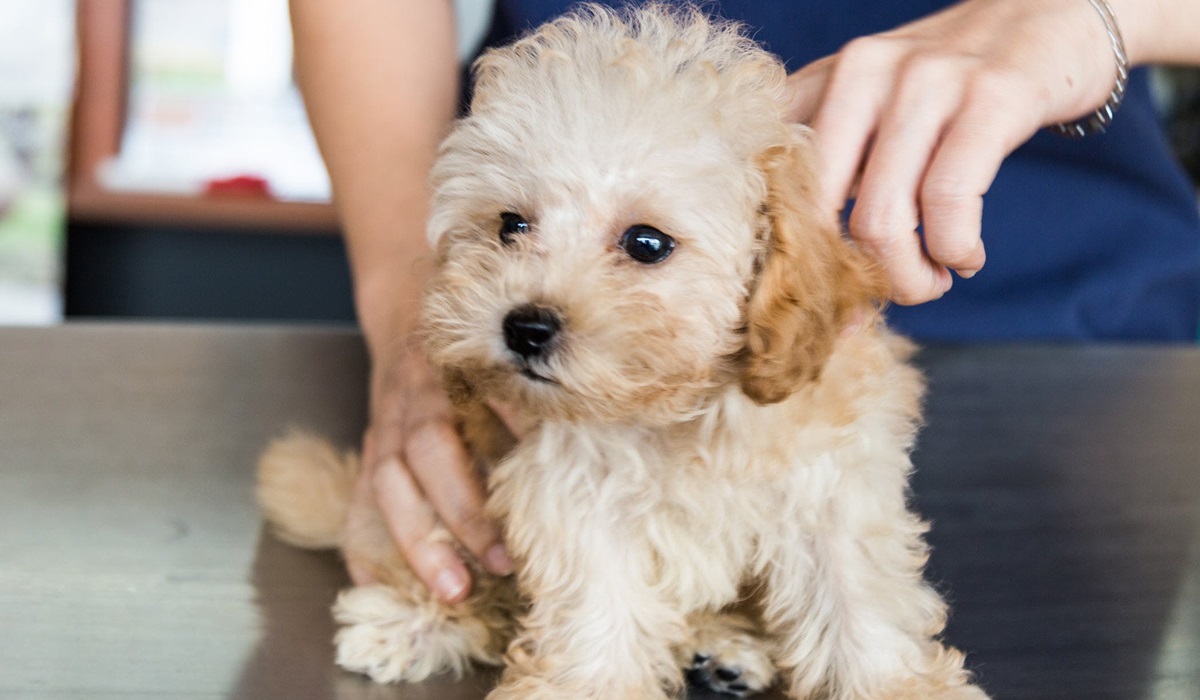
[
  {"xmin": 486, "ymin": 442, "xmax": 685, "ymax": 700},
  {"xmin": 488, "ymin": 588, "xmax": 685, "ymax": 700},
  {"xmin": 760, "ymin": 485, "xmax": 987, "ymax": 700}
]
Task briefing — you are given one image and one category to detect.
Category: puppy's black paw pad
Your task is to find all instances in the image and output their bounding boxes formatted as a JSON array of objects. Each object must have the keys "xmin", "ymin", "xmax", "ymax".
[{"xmin": 685, "ymin": 653, "xmax": 755, "ymax": 697}]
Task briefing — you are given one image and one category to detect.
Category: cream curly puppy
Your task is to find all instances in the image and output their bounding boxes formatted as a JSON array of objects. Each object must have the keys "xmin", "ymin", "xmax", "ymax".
[{"xmin": 258, "ymin": 5, "xmax": 988, "ymax": 699}]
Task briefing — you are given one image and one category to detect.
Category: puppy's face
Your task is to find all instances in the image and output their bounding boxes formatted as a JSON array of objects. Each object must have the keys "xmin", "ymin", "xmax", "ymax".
[{"xmin": 422, "ymin": 8, "xmax": 881, "ymax": 424}]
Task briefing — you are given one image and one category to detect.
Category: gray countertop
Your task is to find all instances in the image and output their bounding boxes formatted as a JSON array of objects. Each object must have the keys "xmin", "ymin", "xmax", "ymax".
[{"xmin": 1, "ymin": 323, "xmax": 1197, "ymax": 699}]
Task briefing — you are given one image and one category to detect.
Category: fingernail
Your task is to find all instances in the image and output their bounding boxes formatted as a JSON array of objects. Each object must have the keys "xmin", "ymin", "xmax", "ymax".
[
  {"xmin": 435, "ymin": 568, "xmax": 468, "ymax": 602},
  {"xmin": 957, "ymin": 269, "xmax": 977, "ymax": 280},
  {"xmin": 484, "ymin": 543, "xmax": 515, "ymax": 576}
]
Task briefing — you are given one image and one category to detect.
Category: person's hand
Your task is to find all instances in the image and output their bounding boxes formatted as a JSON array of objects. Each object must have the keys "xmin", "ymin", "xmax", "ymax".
[
  {"xmin": 346, "ymin": 341, "xmax": 514, "ymax": 602},
  {"xmin": 786, "ymin": 0, "xmax": 1126, "ymax": 305}
]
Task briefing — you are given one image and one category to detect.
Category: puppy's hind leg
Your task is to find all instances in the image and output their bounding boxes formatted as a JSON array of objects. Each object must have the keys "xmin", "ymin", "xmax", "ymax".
[
  {"xmin": 677, "ymin": 610, "xmax": 778, "ymax": 698},
  {"xmin": 330, "ymin": 483, "xmax": 520, "ymax": 683},
  {"xmin": 257, "ymin": 432, "xmax": 518, "ymax": 684}
]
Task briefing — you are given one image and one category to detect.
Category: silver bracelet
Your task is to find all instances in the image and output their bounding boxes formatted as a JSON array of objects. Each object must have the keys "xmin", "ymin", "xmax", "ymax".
[{"xmin": 1050, "ymin": 0, "xmax": 1129, "ymax": 139}]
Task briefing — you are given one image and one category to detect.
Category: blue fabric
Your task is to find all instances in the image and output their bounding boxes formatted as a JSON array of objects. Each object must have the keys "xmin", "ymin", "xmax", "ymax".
[{"xmin": 482, "ymin": 1, "xmax": 1200, "ymax": 341}]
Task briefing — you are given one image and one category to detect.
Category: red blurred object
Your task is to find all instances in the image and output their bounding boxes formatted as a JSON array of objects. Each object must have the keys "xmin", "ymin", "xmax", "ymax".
[{"xmin": 203, "ymin": 174, "xmax": 273, "ymax": 198}]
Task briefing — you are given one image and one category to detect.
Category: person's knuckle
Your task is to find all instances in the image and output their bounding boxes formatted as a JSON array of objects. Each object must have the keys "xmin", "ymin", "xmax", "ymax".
[
  {"xmin": 921, "ymin": 171, "xmax": 974, "ymax": 209},
  {"xmin": 825, "ymin": 36, "xmax": 899, "ymax": 93},
  {"xmin": 447, "ymin": 507, "xmax": 493, "ymax": 542},
  {"xmin": 838, "ymin": 35, "xmax": 901, "ymax": 70},
  {"xmin": 850, "ymin": 199, "xmax": 915, "ymax": 247},
  {"xmin": 897, "ymin": 51, "xmax": 958, "ymax": 86},
  {"xmin": 368, "ymin": 459, "xmax": 409, "ymax": 504},
  {"xmin": 405, "ymin": 415, "xmax": 459, "ymax": 455}
]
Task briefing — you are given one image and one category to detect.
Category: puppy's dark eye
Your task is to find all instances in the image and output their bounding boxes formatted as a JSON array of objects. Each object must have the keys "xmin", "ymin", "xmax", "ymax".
[
  {"xmin": 620, "ymin": 225, "xmax": 675, "ymax": 264},
  {"xmin": 499, "ymin": 212, "xmax": 530, "ymax": 244}
]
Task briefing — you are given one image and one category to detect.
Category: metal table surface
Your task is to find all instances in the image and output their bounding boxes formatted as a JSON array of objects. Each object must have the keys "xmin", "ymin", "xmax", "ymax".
[{"xmin": 1, "ymin": 323, "xmax": 1197, "ymax": 700}]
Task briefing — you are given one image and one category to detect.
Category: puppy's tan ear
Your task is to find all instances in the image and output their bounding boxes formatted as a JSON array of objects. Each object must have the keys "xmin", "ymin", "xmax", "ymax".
[{"xmin": 741, "ymin": 126, "xmax": 886, "ymax": 405}]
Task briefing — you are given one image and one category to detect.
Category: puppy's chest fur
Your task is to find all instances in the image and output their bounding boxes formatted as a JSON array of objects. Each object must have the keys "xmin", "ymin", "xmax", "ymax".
[{"xmin": 485, "ymin": 330, "xmax": 922, "ymax": 612}]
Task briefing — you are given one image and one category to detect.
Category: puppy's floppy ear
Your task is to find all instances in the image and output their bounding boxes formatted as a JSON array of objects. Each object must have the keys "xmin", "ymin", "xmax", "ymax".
[{"xmin": 741, "ymin": 125, "xmax": 886, "ymax": 405}]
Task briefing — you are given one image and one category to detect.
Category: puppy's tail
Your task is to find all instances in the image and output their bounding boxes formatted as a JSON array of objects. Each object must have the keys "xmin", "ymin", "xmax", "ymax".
[{"xmin": 256, "ymin": 431, "xmax": 360, "ymax": 550}]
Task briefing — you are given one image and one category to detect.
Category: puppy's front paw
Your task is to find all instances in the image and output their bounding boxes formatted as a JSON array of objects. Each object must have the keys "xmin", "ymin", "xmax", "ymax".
[
  {"xmin": 486, "ymin": 675, "xmax": 672, "ymax": 700},
  {"xmin": 333, "ymin": 584, "xmax": 496, "ymax": 683},
  {"xmin": 880, "ymin": 681, "xmax": 990, "ymax": 700},
  {"xmin": 678, "ymin": 612, "xmax": 776, "ymax": 697},
  {"xmin": 684, "ymin": 651, "xmax": 773, "ymax": 698}
]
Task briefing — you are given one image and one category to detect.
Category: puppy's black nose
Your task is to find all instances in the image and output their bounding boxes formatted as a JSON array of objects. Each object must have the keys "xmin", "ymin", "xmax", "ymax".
[{"xmin": 503, "ymin": 305, "xmax": 561, "ymax": 359}]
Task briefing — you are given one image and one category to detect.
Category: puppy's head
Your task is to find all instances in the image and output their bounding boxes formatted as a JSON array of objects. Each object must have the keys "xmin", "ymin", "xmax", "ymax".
[{"xmin": 422, "ymin": 4, "xmax": 883, "ymax": 423}]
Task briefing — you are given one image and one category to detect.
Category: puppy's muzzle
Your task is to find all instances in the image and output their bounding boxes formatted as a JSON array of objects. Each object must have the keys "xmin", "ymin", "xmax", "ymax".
[{"xmin": 503, "ymin": 304, "xmax": 561, "ymax": 361}]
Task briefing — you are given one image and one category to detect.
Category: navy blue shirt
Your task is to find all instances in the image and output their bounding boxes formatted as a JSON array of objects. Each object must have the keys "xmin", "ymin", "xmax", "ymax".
[{"xmin": 481, "ymin": 1, "xmax": 1200, "ymax": 341}]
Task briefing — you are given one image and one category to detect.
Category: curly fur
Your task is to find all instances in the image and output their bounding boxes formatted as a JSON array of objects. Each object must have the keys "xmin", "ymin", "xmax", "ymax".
[{"xmin": 259, "ymin": 5, "xmax": 987, "ymax": 699}]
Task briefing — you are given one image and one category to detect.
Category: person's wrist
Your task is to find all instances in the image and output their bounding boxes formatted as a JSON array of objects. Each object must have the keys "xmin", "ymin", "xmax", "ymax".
[
  {"xmin": 1104, "ymin": 0, "xmax": 1157, "ymax": 66},
  {"xmin": 353, "ymin": 266, "xmax": 424, "ymax": 354},
  {"xmin": 1050, "ymin": 0, "xmax": 1129, "ymax": 138}
]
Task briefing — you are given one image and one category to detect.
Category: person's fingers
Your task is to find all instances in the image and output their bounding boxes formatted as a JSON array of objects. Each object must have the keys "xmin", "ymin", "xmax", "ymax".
[
  {"xmin": 372, "ymin": 454, "xmax": 473, "ymax": 603},
  {"xmin": 783, "ymin": 55, "xmax": 833, "ymax": 124},
  {"xmin": 849, "ymin": 54, "xmax": 968, "ymax": 305},
  {"xmin": 402, "ymin": 417, "xmax": 512, "ymax": 576},
  {"xmin": 356, "ymin": 343, "xmax": 513, "ymax": 600},
  {"xmin": 361, "ymin": 426, "xmax": 381, "ymax": 473},
  {"xmin": 848, "ymin": 217, "xmax": 953, "ymax": 305},
  {"xmin": 920, "ymin": 74, "xmax": 1042, "ymax": 281},
  {"xmin": 808, "ymin": 37, "xmax": 901, "ymax": 213},
  {"xmin": 786, "ymin": 0, "xmax": 1124, "ymax": 305}
]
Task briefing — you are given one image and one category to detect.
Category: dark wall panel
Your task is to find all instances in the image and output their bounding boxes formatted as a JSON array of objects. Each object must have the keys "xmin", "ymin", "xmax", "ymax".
[{"xmin": 65, "ymin": 223, "xmax": 357, "ymax": 323}]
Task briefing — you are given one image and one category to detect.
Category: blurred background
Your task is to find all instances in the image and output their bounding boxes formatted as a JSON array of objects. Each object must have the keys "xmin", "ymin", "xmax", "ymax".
[
  {"xmin": 0, "ymin": 0, "xmax": 1197, "ymax": 327},
  {"xmin": 0, "ymin": 0, "xmax": 494, "ymax": 326}
]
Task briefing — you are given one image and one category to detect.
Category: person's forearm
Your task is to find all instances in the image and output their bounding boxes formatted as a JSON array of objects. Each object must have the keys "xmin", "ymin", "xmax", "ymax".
[
  {"xmin": 290, "ymin": 0, "xmax": 459, "ymax": 349},
  {"xmin": 1110, "ymin": 0, "xmax": 1200, "ymax": 65}
]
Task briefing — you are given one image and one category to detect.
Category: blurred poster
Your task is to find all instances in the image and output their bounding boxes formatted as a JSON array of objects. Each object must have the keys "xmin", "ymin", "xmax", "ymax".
[
  {"xmin": 99, "ymin": 0, "xmax": 495, "ymax": 203},
  {"xmin": 0, "ymin": 0, "xmax": 74, "ymax": 324},
  {"xmin": 101, "ymin": 0, "xmax": 331, "ymax": 202}
]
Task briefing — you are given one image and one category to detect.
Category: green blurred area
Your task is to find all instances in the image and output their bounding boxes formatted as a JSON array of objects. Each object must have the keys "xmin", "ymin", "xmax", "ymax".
[{"xmin": 0, "ymin": 186, "xmax": 64, "ymax": 286}]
